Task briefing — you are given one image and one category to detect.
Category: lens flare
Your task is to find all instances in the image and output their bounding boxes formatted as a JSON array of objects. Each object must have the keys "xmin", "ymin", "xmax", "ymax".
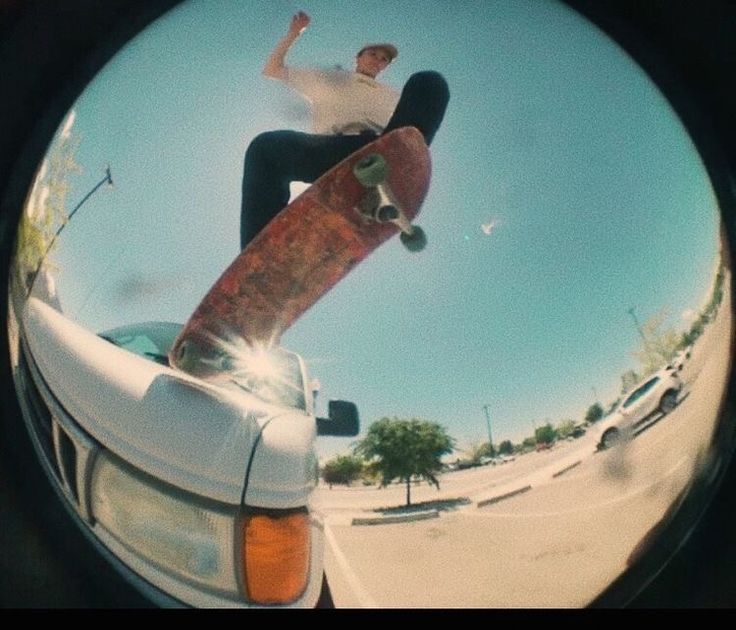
[{"xmin": 194, "ymin": 330, "xmax": 307, "ymax": 410}]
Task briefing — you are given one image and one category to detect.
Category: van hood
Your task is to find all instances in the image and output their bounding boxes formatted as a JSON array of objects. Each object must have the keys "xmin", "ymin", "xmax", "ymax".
[{"xmin": 22, "ymin": 297, "xmax": 315, "ymax": 506}]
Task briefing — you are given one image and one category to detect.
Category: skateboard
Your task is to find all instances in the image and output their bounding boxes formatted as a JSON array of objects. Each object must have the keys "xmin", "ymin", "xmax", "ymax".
[{"xmin": 169, "ymin": 126, "xmax": 431, "ymax": 379}]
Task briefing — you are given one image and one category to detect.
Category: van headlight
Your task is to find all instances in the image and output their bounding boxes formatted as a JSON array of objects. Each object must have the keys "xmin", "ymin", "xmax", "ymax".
[
  {"xmin": 90, "ymin": 451, "xmax": 240, "ymax": 595},
  {"xmin": 89, "ymin": 451, "xmax": 312, "ymax": 605}
]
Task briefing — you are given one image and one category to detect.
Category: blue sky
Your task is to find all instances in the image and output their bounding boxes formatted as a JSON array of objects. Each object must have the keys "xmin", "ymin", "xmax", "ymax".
[{"xmin": 34, "ymin": 0, "xmax": 719, "ymax": 456}]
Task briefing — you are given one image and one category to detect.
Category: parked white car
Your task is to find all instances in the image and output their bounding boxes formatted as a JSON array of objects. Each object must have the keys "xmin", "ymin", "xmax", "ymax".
[
  {"xmin": 595, "ymin": 366, "xmax": 683, "ymax": 450},
  {"xmin": 10, "ymin": 296, "xmax": 358, "ymax": 608}
]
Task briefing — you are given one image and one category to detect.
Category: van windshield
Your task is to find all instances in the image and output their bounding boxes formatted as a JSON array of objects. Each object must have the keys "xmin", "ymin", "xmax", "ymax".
[{"xmin": 100, "ymin": 322, "xmax": 307, "ymax": 411}]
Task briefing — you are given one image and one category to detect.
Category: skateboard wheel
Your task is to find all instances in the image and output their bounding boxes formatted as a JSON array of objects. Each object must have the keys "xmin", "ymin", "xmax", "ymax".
[
  {"xmin": 176, "ymin": 341, "xmax": 192, "ymax": 364},
  {"xmin": 218, "ymin": 354, "xmax": 234, "ymax": 371},
  {"xmin": 354, "ymin": 153, "xmax": 388, "ymax": 187},
  {"xmin": 400, "ymin": 225, "xmax": 427, "ymax": 252}
]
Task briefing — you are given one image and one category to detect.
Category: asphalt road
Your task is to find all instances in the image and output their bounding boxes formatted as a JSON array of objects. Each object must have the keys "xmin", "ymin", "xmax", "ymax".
[{"xmin": 321, "ymin": 273, "xmax": 731, "ymax": 607}]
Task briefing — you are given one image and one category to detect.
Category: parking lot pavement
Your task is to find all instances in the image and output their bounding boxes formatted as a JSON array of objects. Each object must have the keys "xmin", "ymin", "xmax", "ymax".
[{"xmin": 323, "ymin": 277, "xmax": 732, "ymax": 607}]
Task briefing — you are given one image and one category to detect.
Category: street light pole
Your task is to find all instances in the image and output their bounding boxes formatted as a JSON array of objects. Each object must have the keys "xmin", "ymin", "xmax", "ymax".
[
  {"xmin": 482, "ymin": 404, "xmax": 493, "ymax": 456},
  {"xmin": 66, "ymin": 165, "xmax": 113, "ymax": 224},
  {"xmin": 27, "ymin": 165, "xmax": 113, "ymax": 296}
]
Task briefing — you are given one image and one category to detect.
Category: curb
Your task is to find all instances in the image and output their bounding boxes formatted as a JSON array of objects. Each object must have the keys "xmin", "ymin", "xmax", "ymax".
[
  {"xmin": 352, "ymin": 509, "xmax": 440, "ymax": 526},
  {"xmin": 476, "ymin": 485, "xmax": 532, "ymax": 508},
  {"xmin": 552, "ymin": 460, "xmax": 582, "ymax": 478}
]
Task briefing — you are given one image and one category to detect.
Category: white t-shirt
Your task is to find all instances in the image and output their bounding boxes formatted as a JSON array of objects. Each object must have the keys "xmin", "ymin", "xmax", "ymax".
[{"xmin": 284, "ymin": 67, "xmax": 399, "ymax": 136}]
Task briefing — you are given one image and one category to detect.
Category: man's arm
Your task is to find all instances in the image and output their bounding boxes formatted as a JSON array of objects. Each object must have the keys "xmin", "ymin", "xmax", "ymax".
[{"xmin": 262, "ymin": 11, "xmax": 310, "ymax": 80}]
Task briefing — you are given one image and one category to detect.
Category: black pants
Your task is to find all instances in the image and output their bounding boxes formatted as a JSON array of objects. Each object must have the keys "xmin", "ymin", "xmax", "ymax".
[{"xmin": 240, "ymin": 71, "xmax": 450, "ymax": 249}]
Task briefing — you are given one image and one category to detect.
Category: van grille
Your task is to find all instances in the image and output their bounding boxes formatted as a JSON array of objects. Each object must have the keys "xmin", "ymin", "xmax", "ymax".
[
  {"xmin": 16, "ymin": 339, "xmax": 61, "ymax": 482},
  {"xmin": 17, "ymin": 334, "xmax": 98, "ymax": 521}
]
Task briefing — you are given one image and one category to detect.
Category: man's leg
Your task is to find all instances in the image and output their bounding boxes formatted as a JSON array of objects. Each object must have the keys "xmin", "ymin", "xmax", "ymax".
[
  {"xmin": 240, "ymin": 131, "xmax": 370, "ymax": 249},
  {"xmin": 383, "ymin": 71, "xmax": 450, "ymax": 145}
]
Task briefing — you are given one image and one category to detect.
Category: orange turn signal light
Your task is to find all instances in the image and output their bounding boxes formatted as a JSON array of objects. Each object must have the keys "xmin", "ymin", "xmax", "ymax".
[{"xmin": 242, "ymin": 511, "xmax": 310, "ymax": 605}]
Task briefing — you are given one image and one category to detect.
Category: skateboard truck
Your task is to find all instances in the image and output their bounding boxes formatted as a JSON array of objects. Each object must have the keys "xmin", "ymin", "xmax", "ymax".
[
  {"xmin": 353, "ymin": 154, "xmax": 427, "ymax": 252},
  {"xmin": 174, "ymin": 336, "xmax": 236, "ymax": 378}
]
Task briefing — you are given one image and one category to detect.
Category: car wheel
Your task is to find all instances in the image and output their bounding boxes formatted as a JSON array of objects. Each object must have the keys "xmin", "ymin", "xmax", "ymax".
[
  {"xmin": 601, "ymin": 428, "xmax": 621, "ymax": 450},
  {"xmin": 659, "ymin": 391, "xmax": 678, "ymax": 414}
]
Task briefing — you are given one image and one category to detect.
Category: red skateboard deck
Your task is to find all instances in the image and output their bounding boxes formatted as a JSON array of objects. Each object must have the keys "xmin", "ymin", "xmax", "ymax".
[{"xmin": 169, "ymin": 126, "xmax": 431, "ymax": 378}]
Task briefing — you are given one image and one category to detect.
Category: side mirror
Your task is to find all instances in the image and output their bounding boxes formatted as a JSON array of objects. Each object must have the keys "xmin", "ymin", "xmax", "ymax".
[{"xmin": 316, "ymin": 400, "xmax": 360, "ymax": 437}]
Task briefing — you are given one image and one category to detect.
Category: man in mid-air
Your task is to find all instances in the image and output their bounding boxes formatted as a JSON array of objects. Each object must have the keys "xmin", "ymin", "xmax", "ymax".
[{"xmin": 240, "ymin": 10, "xmax": 450, "ymax": 249}]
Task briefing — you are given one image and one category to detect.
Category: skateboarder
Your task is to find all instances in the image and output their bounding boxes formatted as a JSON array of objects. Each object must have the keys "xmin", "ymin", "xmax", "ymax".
[{"xmin": 240, "ymin": 10, "xmax": 449, "ymax": 249}]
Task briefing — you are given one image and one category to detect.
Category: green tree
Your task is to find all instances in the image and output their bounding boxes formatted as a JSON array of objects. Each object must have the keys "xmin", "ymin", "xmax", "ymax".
[
  {"xmin": 584, "ymin": 403, "xmax": 604, "ymax": 424},
  {"xmin": 680, "ymin": 327, "xmax": 698, "ymax": 349},
  {"xmin": 683, "ymin": 313, "xmax": 709, "ymax": 347},
  {"xmin": 322, "ymin": 454, "xmax": 363, "ymax": 488},
  {"xmin": 498, "ymin": 440, "xmax": 514, "ymax": 455},
  {"xmin": 534, "ymin": 423, "xmax": 556, "ymax": 445},
  {"xmin": 354, "ymin": 417, "xmax": 454, "ymax": 506},
  {"xmin": 522, "ymin": 436, "xmax": 537, "ymax": 450},
  {"xmin": 683, "ymin": 257, "xmax": 723, "ymax": 342},
  {"xmin": 556, "ymin": 419, "xmax": 576, "ymax": 439},
  {"xmin": 620, "ymin": 370, "xmax": 640, "ymax": 395},
  {"xmin": 14, "ymin": 112, "xmax": 82, "ymax": 294},
  {"xmin": 630, "ymin": 308, "xmax": 682, "ymax": 376},
  {"xmin": 703, "ymin": 262, "xmax": 725, "ymax": 320},
  {"xmin": 675, "ymin": 261, "xmax": 723, "ymax": 348},
  {"xmin": 467, "ymin": 441, "xmax": 493, "ymax": 464},
  {"xmin": 677, "ymin": 260, "xmax": 724, "ymax": 348},
  {"xmin": 606, "ymin": 398, "xmax": 621, "ymax": 416}
]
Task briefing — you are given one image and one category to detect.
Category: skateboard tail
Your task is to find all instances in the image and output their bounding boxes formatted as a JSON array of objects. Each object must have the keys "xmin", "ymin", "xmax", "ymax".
[
  {"xmin": 169, "ymin": 248, "xmax": 366, "ymax": 374},
  {"xmin": 170, "ymin": 205, "xmax": 371, "ymax": 370}
]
